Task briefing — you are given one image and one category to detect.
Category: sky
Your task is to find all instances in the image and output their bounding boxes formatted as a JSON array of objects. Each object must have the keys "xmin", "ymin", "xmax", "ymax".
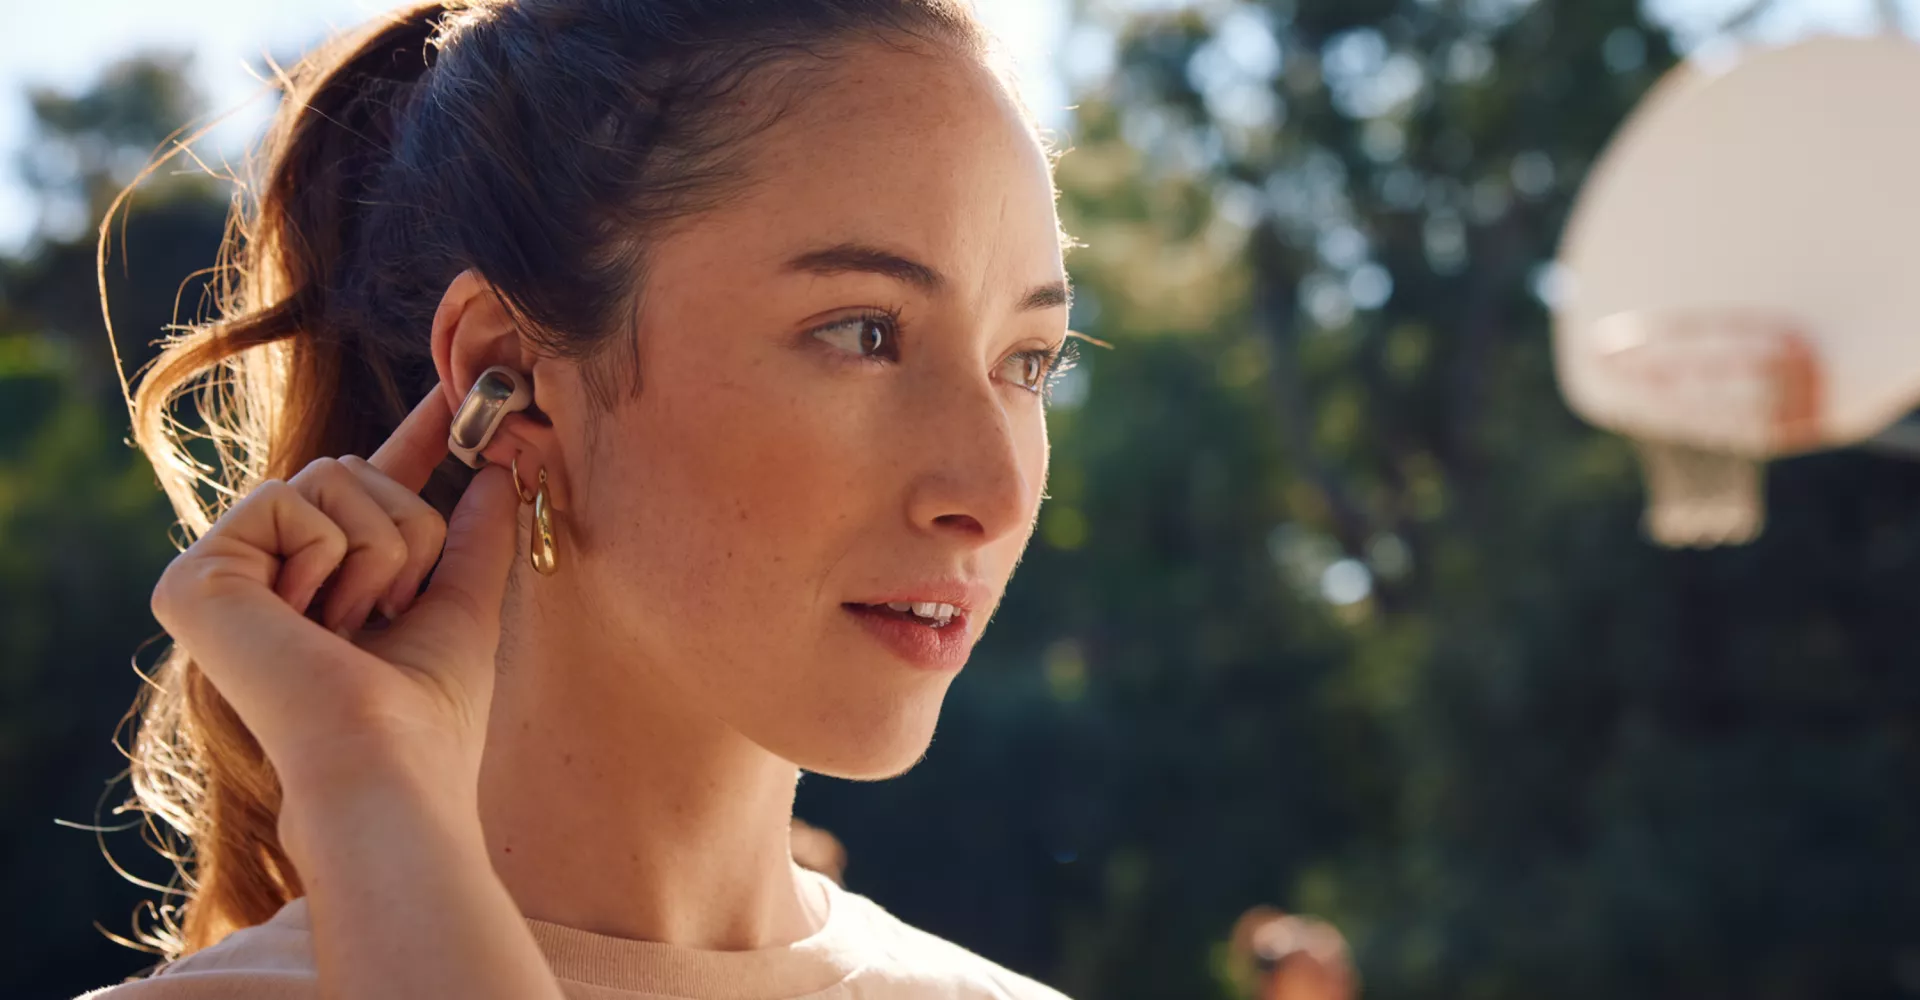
[
  {"xmin": 0, "ymin": 0, "xmax": 1915, "ymax": 249},
  {"xmin": 0, "ymin": 0, "xmax": 1074, "ymax": 250}
]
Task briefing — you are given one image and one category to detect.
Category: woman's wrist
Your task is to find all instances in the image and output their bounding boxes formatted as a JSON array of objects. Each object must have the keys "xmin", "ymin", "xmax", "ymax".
[
  {"xmin": 277, "ymin": 759, "xmax": 487, "ymax": 882},
  {"xmin": 278, "ymin": 761, "xmax": 565, "ymax": 1000}
]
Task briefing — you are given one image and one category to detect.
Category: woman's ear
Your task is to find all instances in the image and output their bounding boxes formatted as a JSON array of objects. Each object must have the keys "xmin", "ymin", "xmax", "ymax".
[
  {"xmin": 433, "ymin": 270, "xmax": 570, "ymax": 510},
  {"xmin": 431, "ymin": 269, "xmax": 533, "ymax": 416}
]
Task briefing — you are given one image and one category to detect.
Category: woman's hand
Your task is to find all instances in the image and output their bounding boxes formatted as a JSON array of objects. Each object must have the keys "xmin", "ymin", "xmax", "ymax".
[
  {"xmin": 148, "ymin": 384, "xmax": 519, "ymax": 820},
  {"xmin": 149, "ymin": 386, "xmax": 564, "ymax": 1000}
]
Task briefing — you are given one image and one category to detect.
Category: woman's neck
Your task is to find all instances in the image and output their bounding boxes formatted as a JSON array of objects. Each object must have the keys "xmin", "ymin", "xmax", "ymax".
[{"xmin": 475, "ymin": 599, "xmax": 823, "ymax": 951}]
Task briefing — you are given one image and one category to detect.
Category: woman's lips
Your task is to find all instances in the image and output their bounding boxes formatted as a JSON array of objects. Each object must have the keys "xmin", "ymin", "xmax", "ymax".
[{"xmin": 842, "ymin": 602, "xmax": 972, "ymax": 671}]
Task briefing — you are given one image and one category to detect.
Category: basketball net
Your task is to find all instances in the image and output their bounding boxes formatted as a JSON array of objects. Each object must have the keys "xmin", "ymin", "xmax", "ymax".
[
  {"xmin": 1634, "ymin": 439, "xmax": 1763, "ymax": 547},
  {"xmin": 1580, "ymin": 310, "xmax": 1822, "ymax": 549}
]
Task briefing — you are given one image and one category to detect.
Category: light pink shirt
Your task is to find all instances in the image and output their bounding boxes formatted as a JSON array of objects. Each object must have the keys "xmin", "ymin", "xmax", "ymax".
[{"xmin": 76, "ymin": 871, "xmax": 1068, "ymax": 1000}]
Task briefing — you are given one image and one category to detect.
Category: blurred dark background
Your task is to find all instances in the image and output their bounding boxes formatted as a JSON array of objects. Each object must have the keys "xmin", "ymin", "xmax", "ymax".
[{"xmin": 7, "ymin": 1, "xmax": 1919, "ymax": 997}]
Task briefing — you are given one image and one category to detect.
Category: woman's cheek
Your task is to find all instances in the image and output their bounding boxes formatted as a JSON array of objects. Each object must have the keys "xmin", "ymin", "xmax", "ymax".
[{"xmin": 679, "ymin": 365, "xmax": 882, "ymax": 576}]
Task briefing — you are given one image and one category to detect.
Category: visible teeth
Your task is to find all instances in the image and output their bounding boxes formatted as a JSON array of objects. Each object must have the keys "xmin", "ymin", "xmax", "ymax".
[{"xmin": 878, "ymin": 601, "xmax": 958, "ymax": 624}]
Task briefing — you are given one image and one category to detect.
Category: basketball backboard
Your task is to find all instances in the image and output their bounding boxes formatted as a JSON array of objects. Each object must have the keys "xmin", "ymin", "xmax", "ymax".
[{"xmin": 1554, "ymin": 35, "xmax": 1920, "ymax": 545}]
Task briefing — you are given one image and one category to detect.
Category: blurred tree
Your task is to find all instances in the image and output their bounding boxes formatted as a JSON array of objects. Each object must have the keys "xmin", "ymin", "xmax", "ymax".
[
  {"xmin": 9, "ymin": 51, "xmax": 228, "ymax": 396},
  {"xmin": 1, "ymin": 54, "xmax": 227, "ymax": 997},
  {"xmin": 857, "ymin": 0, "xmax": 1919, "ymax": 997}
]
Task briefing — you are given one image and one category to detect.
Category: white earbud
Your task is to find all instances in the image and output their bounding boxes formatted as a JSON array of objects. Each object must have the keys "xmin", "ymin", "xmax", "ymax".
[{"xmin": 447, "ymin": 365, "xmax": 533, "ymax": 469}]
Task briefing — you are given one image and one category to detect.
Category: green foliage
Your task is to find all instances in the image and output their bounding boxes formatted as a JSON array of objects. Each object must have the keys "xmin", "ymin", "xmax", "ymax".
[
  {"xmin": 0, "ymin": 342, "xmax": 181, "ymax": 995},
  {"xmin": 2, "ymin": 54, "xmax": 223, "ymax": 998},
  {"xmin": 835, "ymin": 1, "xmax": 1920, "ymax": 998}
]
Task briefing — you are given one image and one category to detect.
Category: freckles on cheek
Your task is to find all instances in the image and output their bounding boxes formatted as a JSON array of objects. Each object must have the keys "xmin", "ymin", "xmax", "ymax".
[{"xmin": 649, "ymin": 369, "xmax": 876, "ymax": 587}]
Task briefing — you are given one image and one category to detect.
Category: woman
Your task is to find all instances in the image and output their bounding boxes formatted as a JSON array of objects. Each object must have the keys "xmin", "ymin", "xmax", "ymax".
[{"xmin": 79, "ymin": 1, "xmax": 1077, "ymax": 996}]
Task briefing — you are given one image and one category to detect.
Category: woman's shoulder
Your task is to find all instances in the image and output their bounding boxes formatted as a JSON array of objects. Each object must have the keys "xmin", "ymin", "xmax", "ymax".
[
  {"xmin": 830, "ymin": 886, "xmax": 1074, "ymax": 1000},
  {"xmin": 73, "ymin": 902, "xmax": 318, "ymax": 1000}
]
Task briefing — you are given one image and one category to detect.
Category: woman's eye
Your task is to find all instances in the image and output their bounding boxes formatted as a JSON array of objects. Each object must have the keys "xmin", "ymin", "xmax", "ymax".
[
  {"xmin": 812, "ymin": 313, "xmax": 894, "ymax": 359},
  {"xmin": 1002, "ymin": 350, "xmax": 1052, "ymax": 394}
]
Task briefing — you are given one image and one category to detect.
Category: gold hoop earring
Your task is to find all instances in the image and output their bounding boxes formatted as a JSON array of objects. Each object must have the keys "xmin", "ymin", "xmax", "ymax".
[
  {"xmin": 510, "ymin": 454, "xmax": 538, "ymax": 505},
  {"xmin": 530, "ymin": 468, "xmax": 559, "ymax": 576}
]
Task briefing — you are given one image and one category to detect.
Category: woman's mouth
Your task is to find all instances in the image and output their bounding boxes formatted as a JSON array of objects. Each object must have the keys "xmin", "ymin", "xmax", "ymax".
[{"xmin": 842, "ymin": 602, "xmax": 971, "ymax": 671}]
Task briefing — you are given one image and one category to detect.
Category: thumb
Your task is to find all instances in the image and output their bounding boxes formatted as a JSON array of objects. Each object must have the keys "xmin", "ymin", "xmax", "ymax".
[{"xmin": 390, "ymin": 464, "xmax": 520, "ymax": 673}]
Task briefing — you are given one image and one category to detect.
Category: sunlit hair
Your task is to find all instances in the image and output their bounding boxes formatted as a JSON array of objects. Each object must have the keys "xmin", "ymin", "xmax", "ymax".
[{"xmin": 106, "ymin": 0, "xmax": 1007, "ymax": 958}]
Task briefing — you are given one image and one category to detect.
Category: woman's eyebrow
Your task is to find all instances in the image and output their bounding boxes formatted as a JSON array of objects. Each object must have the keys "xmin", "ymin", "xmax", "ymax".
[
  {"xmin": 784, "ymin": 241, "xmax": 1072, "ymax": 313},
  {"xmin": 786, "ymin": 242, "xmax": 943, "ymax": 293},
  {"xmin": 1018, "ymin": 281, "xmax": 1071, "ymax": 312}
]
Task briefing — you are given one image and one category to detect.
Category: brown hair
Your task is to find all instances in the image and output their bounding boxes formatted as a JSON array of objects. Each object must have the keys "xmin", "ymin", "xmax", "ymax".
[{"xmin": 110, "ymin": 0, "xmax": 990, "ymax": 957}]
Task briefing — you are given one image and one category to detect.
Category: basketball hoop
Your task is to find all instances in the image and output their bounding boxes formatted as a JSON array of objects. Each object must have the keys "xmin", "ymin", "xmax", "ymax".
[
  {"xmin": 1575, "ymin": 307, "xmax": 1822, "ymax": 546},
  {"xmin": 1553, "ymin": 35, "xmax": 1920, "ymax": 547}
]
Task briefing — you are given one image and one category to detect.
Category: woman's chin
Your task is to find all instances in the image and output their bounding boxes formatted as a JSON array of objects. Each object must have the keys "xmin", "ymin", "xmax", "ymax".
[
  {"xmin": 807, "ymin": 746, "xmax": 932, "ymax": 782},
  {"xmin": 772, "ymin": 699, "xmax": 946, "ymax": 781}
]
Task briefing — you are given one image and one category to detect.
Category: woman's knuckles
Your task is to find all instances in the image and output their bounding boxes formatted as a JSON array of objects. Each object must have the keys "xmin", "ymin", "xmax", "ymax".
[
  {"xmin": 346, "ymin": 530, "xmax": 412, "ymax": 574},
  {"xmin": 141, "ymin": 462, "xmax": 498, "ymax": 801},
  {"xmin": 397, "ymin": 510, "xmax": 449, "ymax": 555},
  {"xmin": 151, "ymin": 541, "xmax": 277, "ymax": 629},
  {"xmin": 251, "ymin": 477, "xmax": 298, "ymax": 510},
  {"xmin": 148, "ymin": 566, "xmax": 187, "ymax": 633},
  {"xmin": 151, "ymin": 482, "xmax": 357, "ymax": 633},
  {"xmin": 291, "ymin": 455, "xmax": 353, "ymax": 487}
]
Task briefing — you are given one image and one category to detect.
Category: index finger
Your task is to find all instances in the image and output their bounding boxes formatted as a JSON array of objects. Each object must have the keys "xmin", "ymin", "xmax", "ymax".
[{"xmin": 368, "ymin": 383, "xmax": 454, "ymax": 493}]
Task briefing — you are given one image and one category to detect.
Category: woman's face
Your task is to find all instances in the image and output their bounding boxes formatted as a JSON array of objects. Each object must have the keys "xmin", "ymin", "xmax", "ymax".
[{"xmin": 538, "ymin": 41, "xmax": 1067, "ymax": 779}]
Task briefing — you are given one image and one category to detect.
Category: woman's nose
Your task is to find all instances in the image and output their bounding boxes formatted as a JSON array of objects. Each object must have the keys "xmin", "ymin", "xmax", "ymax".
[{"xmin": 900, "ymin": 375, "xmax": 1038, "ymax": 546}]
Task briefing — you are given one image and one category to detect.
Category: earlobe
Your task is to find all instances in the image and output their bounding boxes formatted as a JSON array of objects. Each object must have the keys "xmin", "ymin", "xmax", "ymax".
[{"xmin": 479, "ymin": 416, "xmax": 570, "ymax": 513}]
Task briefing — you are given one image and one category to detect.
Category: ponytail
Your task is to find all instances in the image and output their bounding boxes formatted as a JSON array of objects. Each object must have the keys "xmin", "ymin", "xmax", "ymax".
[{"xmin": 120, "ymin": 3, "xmax": 454, "ymax": 955}]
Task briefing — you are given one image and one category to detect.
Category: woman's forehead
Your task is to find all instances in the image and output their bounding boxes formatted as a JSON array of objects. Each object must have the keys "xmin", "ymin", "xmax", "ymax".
[{"xmin": 684, "ymin": 54, "xmax": 1061, "ymax": 272}]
